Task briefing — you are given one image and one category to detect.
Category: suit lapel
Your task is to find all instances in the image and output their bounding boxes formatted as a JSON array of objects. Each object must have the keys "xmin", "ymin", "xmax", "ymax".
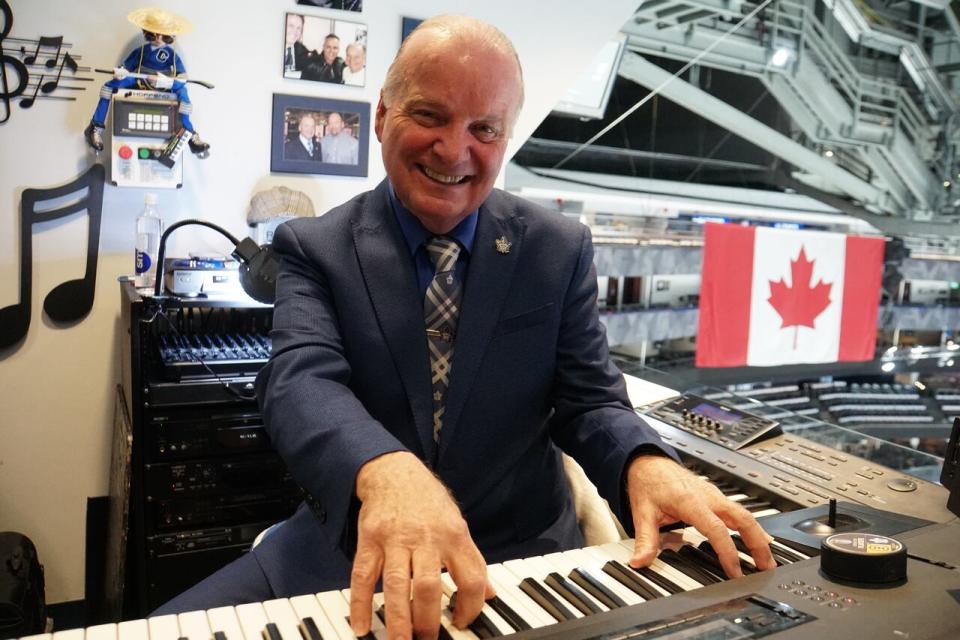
[
  {"xmin": 438, "ymin": 195, "xmax": 525, "ymax": 461},
  {"xmin": 352, "ymin": 183, "xmax": 436, "ymax": 460}
]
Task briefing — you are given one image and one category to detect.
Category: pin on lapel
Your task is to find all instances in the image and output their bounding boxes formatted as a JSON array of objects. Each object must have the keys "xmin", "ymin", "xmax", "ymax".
[{"xmin": 495, "ymin": 236, "xmax": 512, "ymax": 254}]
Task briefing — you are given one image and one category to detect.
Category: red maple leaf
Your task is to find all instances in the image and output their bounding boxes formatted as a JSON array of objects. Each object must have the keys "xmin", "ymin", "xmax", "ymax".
[{"xmin": 767, "ymin": 246, "xmax": 832, "ymax": 349}]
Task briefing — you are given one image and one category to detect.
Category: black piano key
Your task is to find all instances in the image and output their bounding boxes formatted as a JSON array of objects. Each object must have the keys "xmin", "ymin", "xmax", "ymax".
[
  {"xmin": 262, "ymin": 623, "xmax": 283, "ymax": 640},
  {"xmin": 697, "ymin": 541, "xmax": 759, "ymax": 574},
  {"xmin": 518, "ymin": 578, "xmax": 576, "ymax": 622},
  {"xmin": 601, "ymin": 561, "xmax": 661, "ymax": 601},
  {"xmin": 298, "ymin": 616, "xmax": 324, "ymax": 640},
  {"xmin": 677, "ymin": 545, "xmax": 729, "ymax": 582},
  {"xmin": 486, "ymin": 595, "xmax": 532, "ymax": 632},
  {"xmin": 213, "ymin": 632, "xmax": 228, "ymax": 640},
  {"xmin": 544, "ymin": 572, "xmax": 603, "ymax": 615},
  {"xmin": 659, "ymin": 549, "xmax": 721, "ymax": 585},
  {"xmin": 628, "ymin": 562, "xmax": 685, "ymax": 595},
  {"xmin": 445, "ymin": 596, "xmax": 500, "ymax": 640},
  {"xmin": 568, "ymin": 568, "xmax": 626, "ymax": 609},
  {"xmin": 769, "ymin": 536, "xmax": 813, "ymax": 561},
  {"xmin": 740, "ymin": 500, "xmax": 773, "ymax": 511}
]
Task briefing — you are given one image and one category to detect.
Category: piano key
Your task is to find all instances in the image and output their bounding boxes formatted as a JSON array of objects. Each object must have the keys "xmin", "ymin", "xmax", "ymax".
[
  {"xmin": 566, "ymin": 567, "xmax": 626, "ymax": 610},
  {"xmin": 118, "ymin": 619, "xmax": 149, "ymax": 640},
  {"xmin": 658, "ymin": 549, "xmax": 722, "ymax": 585},
  {"xmin": 739, "ymin": 500, "xmax": 772, "ymax": 511},
  {"xmin": 605, "ymin": 542, "xmax": 700, "ymax": 593},
  {"xmin": 235, "ymin": 603, "xmax": 270, "ymax": 640},
  {"xmin": 502, "ymin": 558, "xmax": 585, "ymax": 618},
  {"xmin": 552, "ymin": 550, "xmax": 643, "ymax": 606},
  {"xmin": 725, "ymin": 493, "xmax": 750, "ymax": 502},
  {"xmin": 52, "ymin": 630, "xmax": 85, "ymax": 640},
  {"xmin": 599, "ymin": 559, "xmax": 663, "ymax": 601},
  {"xmin": 84, "ymin": 624, "xmax": 118, "ymax": 640},
  {"xmin": 18, "ymin": 635, "xmax": 51, "ymax": 640},
  {"xmin": 447, "ymin": 591, "xmax": 508, "ymax": 638},
  {"xmin": 485, "ymin": 596, "xmax": 532, "ymax": 633},
  {"xmin": 290, "ymin": 594, "xmax": 341, "ymax": 640},
  {"xmin": 517, "ymin": 578, "xmax": 576, "ymax": 622},
  {"xmin": 439, "ymin": 594, "xmax": 482, "ymax": 640},
  {"xmin": 439, "ymin": 573, "xmax": 516, "ymax": 635},
  {"xmin": 341, "ymin": 590, "xmax": 386, "ymax": 640},
  {"xmin": 262, "ymin": 623, "xmax": 283, "ymax": 640},
  {"xmin": 697, "ymin": 541, "xmax": 762, "ymax": 574},
  {"xmin": 147, "ymin": 615, "xmax": 181, "ymax": 640},
  {"xmin": 768, "ymin": 536, "xmax": 813, "ymax": 560},
  {"xmin": 176, "ymin": 610, "xmax": 211, "ymax": 640},
  {"xmin": 544, "ymin": 573, "xmax": 604, "ymax": 615},
  {"xmin": 751, "ymin": 508, "xmax": 781, "ymax": 518},
  {"xmin": 206, "ymin": 606, "xmax": 246, "ymax": 640},
  {"xmin": 263, "ymin": 598, "xmax": 306, "ymax": 640},
  {"xmin": 315, "ymin": 592, "xmax": 360, "ymax": 640},
  {"xmin": 486, "ymin": 564, "xmax": 554, "ymax": 627},
  {"xmin": 677, "ymin": 544, "xmax": 734, "ymax": 580},
  {"xmin": 679, "ymin": 528, "xmax": 761, "ymax": 572}
]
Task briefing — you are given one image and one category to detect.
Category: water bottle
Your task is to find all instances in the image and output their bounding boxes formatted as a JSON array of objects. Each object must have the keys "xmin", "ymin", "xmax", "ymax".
[{"xmin": 135, "ymin": 193, "xmax": 163, "ymax": 289}]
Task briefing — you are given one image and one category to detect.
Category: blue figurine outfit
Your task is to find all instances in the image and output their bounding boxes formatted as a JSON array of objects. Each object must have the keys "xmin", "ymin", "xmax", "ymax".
[{"xmin": 90, "ymin": 44, "xmax": 195, "ymax": 131}]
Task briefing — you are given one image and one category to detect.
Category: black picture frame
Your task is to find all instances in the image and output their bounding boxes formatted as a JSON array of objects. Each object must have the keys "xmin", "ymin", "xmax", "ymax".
[{"xmin": 271, "ymin": 93, "xmax": 370, "ymax": 177}]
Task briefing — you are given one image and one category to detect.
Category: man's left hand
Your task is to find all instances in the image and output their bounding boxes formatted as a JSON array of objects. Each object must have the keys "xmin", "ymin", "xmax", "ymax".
[{"xmin": 625, "ymin": 455, "xmax": 777, "ymax": 578}]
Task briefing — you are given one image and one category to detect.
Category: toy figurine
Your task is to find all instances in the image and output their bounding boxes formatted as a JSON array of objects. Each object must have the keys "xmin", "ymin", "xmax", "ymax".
[{"xmin": 84, "ymin": 7, "xmax": 209, "ymax": 158}]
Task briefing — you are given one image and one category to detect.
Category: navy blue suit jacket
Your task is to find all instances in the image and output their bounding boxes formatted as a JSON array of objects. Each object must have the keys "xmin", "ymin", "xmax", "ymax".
[{"xmin": 254, "ymin": 181, "xmax": 675, "ymax": 577}]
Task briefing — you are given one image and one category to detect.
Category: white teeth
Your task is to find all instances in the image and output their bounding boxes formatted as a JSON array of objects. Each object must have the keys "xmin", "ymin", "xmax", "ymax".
[{"xmin": 422, "ymin": 166, "xmax": 466, "ymax": 184}]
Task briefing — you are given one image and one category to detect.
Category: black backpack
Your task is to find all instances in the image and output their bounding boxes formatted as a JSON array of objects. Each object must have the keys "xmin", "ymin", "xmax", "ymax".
[{"xmin": 0, "ymin": 533, "xmax": 46, "ymax": 640}]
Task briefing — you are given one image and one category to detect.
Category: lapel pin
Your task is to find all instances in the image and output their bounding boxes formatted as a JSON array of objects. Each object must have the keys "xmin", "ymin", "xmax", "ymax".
[{"xmin": 495, "ymin": 236, "xmax": 512, "ymax": 254}]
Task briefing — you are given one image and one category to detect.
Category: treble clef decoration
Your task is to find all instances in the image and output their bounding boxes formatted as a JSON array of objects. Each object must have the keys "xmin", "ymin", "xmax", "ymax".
[{"xmin": 0, "ymin": 0, "xmax": 29, "ymax": 123}]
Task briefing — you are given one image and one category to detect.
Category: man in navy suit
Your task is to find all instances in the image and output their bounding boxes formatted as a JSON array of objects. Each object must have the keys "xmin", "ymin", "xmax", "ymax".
[
  {"xmin": 284, "ymin": 113, "xmax": 321, "ymax": 161},
  {"xmin": 155, "ymin": 15, "xmax": 776, "ymax": 634}
]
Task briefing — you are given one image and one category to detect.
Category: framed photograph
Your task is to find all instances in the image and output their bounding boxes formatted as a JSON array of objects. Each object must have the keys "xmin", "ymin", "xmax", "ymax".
[
  {"xmin": 283, "ymin": 12, "xmax": 367, "ymax": 86},
  {"xmin": 271, "ymin": 94, "xmax": 370, "ymax": 177},
  {"xmin": 296, "ymin": 0, "xmax": 362, "ymax": 11}
]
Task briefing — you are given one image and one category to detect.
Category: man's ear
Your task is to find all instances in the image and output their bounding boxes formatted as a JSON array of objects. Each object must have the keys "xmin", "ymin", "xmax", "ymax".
[{"xmin": 374, "ymin": 91, "xmax": 386, "ymax": 141}]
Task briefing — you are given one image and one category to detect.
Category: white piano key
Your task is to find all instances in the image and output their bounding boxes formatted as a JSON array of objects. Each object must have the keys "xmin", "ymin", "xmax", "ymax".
[
  {"xmin": 235, "ymin": 602, "xmax": 270, "ymax": 640},
  {"xmin": 439, "ymin": 593, "xmax": 480, "ymax": 640},
  {"xmin": 554, "ymin": 549, "xmax": 643, "ymax": 606},
  {"xmin": 486, "ymin": 564, "xmax": 553, "ymax": 628},
  {"xmin": 206, "ymin": 606, "xmax": 245, "ymax": 640},
  {"xmin": 20, "ymin": 634, "xmax": 52, "ymax": 640},
  {"xmin": 262, "ymin": 598, "xmax": 304, "ymax": 640},
  {"xmin": 771, "ymin": 539, "xmax": 810, "ymax": 560},
  {"xmin": 84, "ymin": 623, "xmax": 118, "ymax": 640},
  {"xmin": 501, "ymin": 557, "xmax": 585, "ymax": 618},
  {"xmin": 315, "ymin": 590, "xmax": 357, "ymax": 640},
  {"xmin": 725, "ymin": 494, "xmax": 750, "ymax": 502},
  {"xmin": 52, "ymin": 630, "xmax": 86, "ymax": 640},
  {"xmin": 341, "ymin": 589, "xmax": 386, "ymax": 640},
  {"xmin": 751, "ymin": 508, "xmax": 781, "ymax": 518},
  {"xmin": 118, "ymin": 619, "xmax": 149, "ymax": 640},
  {"xmin": 605, "ymin": 541, "xmax": 705, "ymax": 592},
  {"xmin": 147, "ymin": 614, "xmax": 181, "ymax": 640},
  {"xmin": 176, "ymin": 610, "xmax": 211, "ymax": 640},
  {"xmin": 438, "ymin": 572, "xmax": 515, "ymax": 636},
  {"xmin": 289, "ymin": 594, "xmax": 341, "ymax": 640}
]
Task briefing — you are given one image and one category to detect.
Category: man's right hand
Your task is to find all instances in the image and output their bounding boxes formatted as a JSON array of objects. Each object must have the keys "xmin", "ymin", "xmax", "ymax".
[{"xmin": 350, "ymin": 451, "xmax": 494, "ymax": 640}]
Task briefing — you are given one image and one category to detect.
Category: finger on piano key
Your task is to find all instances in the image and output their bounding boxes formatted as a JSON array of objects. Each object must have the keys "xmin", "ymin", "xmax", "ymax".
[
  {"xmin": 439, "ymin": 574, "xmax": 515, "ymax": 636},
  {"xmin": 486, "ymin": 564, "xmax": 554, "ymax": 628},
  {"xmin": 679, "ymin": 527, "xmax": 765, "ymax": 571},
  {"xmin": 289, "ymin": 594, "xmax": 340, "ymax": 640},
  {"xmin": 206, "ymin": 607, "xmax": 245, "ymax": 640},
  {"xmin": 581, "ymin": 545, "xmax": 672, "ymax": 597},
  {"xmin": 84, "ymin": 623, "xmax": 118, "ymax": 640},
  {"xmin": 556, "ymin": 550, "xmax": 643, "ymax": 606},
  {"xmin": 676, "ymin": 545, "xmax": 737, "ymax": 581},
  {"xmin": 502, "ymin": 558, "xmax": 584, "ymax": 619},
  {"xmin": 447, "ymin": 593, "xmax": 504, "ymax": 639},
  {"xmin": 696, "ymin": 541, "xmax": 762, "ymax": 574},
  {"xmin": 118, "ymin": 618, "xmax": 149, "ymax": 640},
  {"xmin": 176, "ymin": 610, "xmax": 211, "ymax": 640},
  {"xmin": 314, "ymin": 592, "xmax": 362, "ymax": 640},
  {"xmin": 729, "ymin": 534, "xmax": 805, "ymax": 565},
  {"xmin": 235, "ymin": 603, "xmax": 270, "ymax": 640},
  {"xmin": 262, "ymin": 598, "xmax": 306, "ymax": 640},
  {"xmin": 437, "ymin": 594, "xmax": 481, "ymax": 640},
  {"xmin": 658, "ymin": 549, "xmax": 723, "ymax": 586},
  {"xmin": 340, "ymin": 590, "xmax": 385, "ymax": 640},
  {"xmin": 52, "ymin": 629, "xmax": 86, "ymax": 640},
  {"xmin": 147, "ymin": 615, "xmax": 181, "ymax": 640},
  {"xmin": 514, "ymin": 555, "xmax": 606, "ymax": 615},
  {"xmin": 609, "ymin": 540, "xmax": 707, "ymax": 590}
]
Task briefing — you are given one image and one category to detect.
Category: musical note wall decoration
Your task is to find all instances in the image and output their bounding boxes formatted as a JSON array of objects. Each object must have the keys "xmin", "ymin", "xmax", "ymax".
[
  {"xmin": 0, "ymin": 0, "xmax": 92, "ymax": 123},
  {"xmin": 0, "ymin": 163, "xmax": 105, "ymax": 352}
]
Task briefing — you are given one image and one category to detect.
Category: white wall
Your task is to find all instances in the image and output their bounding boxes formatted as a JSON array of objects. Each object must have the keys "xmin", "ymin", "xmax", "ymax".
[{"xmin": 0, "ymin": 0, "xmax": 639, "ymax": 604}]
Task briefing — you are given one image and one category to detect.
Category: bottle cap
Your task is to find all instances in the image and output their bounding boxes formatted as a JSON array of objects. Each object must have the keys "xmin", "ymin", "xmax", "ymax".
[{"xmin": 145, "ymin": 193, "xmax": 159, "ymax": 205}]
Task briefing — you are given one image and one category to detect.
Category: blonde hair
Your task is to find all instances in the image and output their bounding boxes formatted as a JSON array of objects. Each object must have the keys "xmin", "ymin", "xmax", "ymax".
[{"xmin": 382, "ymin": 15, "xmax": 524, "ymax": 118}]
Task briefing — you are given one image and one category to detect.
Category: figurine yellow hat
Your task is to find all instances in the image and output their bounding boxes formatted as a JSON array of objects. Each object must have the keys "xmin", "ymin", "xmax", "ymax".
[{"xmin": 127, "ymin": 7, "xmax": 193, "ymax": 36}]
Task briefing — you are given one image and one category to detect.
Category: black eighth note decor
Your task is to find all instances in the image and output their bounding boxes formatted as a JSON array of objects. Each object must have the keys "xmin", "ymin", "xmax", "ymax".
[{"xmin": 0, "ymin": 163, "xmax": 105, "ymax": 351}]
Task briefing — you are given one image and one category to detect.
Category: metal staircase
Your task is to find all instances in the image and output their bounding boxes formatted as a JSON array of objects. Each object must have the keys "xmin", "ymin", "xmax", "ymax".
[{"xmin": 621, "ymin": 0, "xmax": 960, "ymax": 219}]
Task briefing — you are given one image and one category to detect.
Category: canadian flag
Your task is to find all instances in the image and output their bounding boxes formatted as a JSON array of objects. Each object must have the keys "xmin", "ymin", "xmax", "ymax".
[{"xmin": 696, "ymin": 224, "xmax": 884, "ymax": 368}]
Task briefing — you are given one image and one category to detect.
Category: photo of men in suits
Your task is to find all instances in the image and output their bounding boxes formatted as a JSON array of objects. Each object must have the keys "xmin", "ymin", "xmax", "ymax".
[
  {"xmin": 283, "ymin": 112, "xmax": 321, "ymax": 161},
  {"xmin": 155, "ymin": 16, "xmax": 778, "ymax": 635}
]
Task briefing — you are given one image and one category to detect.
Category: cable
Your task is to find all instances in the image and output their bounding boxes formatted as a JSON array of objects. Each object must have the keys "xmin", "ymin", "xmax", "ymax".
[{"xmin": 552, "ymin": 0, "xmax": 776, "ymax": 171}]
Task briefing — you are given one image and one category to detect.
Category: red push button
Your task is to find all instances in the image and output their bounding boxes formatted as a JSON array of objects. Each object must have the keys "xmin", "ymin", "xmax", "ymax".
[{"xmin": 118, "ymin": 145, "xmax": 133, "ymax": 159}]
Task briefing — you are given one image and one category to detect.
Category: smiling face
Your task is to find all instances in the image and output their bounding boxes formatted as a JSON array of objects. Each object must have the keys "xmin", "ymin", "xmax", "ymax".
[
  {"xmin": 326, "ymin": 112, "xmax": 344, "ymax": 135},
  {"xmin": 345, "ymin": 43, "xmax": 365, "ymax": 72},
  {"xmin": 323, "ymin": 36, "xmax": 340, "ymax": 64},
  {"xmin": 286, "ymin": 15, "xmax": 303, "ymax": 45},
  {"xmin": 299, "ymin": 115, "xmax": 316, "ymax": 139},
  {"xmin": 375, "ymin": 35, "xmax": 522, "ymax": 234}
]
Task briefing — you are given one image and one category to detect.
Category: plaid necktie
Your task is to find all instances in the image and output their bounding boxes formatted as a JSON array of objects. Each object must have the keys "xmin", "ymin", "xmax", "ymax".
[{"xmin": 424, "ymin": 236, "xmax": 462, "ymax": 442}]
